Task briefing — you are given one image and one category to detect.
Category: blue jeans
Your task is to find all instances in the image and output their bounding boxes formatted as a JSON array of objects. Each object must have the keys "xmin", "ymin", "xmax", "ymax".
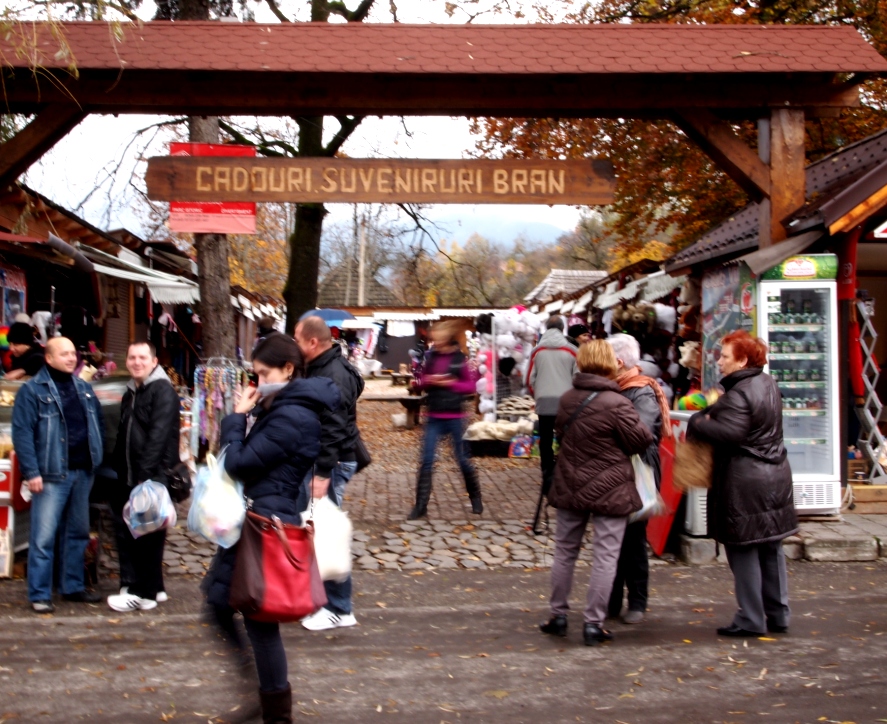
[
  {"xmin": 421, "ymin": 416, "xmax": 474, "ymax": 477},
  {"xmin": 28, "ymin": 469, "xmax": 93, "ymax": 601},
  {"xmin": 297, "ymin": 460, "xmax": 358, "ymax": 616}
]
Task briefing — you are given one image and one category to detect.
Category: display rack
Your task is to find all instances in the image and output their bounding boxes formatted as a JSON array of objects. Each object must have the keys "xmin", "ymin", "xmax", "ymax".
[
  {"xmin": 191, "ymin": 357, "xmax": 247, "ymax": 458},
  {"xmin": 855, "ymin": 299, "xmax": 887, "ymax": 484}
]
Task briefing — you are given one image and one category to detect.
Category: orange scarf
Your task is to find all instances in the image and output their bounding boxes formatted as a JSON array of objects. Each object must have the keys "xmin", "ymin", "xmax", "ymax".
[{"xmin": 615, "ymin": 365, "xmax": 673, "ymax": 439}]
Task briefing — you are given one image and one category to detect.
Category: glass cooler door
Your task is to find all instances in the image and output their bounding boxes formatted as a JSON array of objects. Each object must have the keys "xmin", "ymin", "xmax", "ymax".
[{"xmin": 762, "ymin": 280, "xmax": 840, "ymax": 484}]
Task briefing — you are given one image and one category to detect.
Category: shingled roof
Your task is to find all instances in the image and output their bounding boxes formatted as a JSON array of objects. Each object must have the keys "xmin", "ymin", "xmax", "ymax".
[
  {"xmin": 5, "ymin": 22, "xmax": 881, "ymax": 117},
  {"xmin": 665, "ymin": 128, "xmax": 887, "ymax": 272},
  {"xmin": 318, "ymin": 262, "xmax": 400, "ymax": 308},
  {"xmin": 9, "ymin": 22, "xmax": 886, "ymax": 75}
]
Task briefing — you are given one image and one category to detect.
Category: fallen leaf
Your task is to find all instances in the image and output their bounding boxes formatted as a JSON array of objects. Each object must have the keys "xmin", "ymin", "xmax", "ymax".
[
  {"xmin": 375, "ymin": 602, "xmax": 387, "ymax": 609},
  {"xmin": 484, "ymin": 690, "xmax": 509, "ymax": 700},
  {"xmin": 683, "ymin": 639, "xmax": 692, "ymax": 644},
  {"xmin": 758, "ymin": 637, "xmax": 777, "ymax": 641}
]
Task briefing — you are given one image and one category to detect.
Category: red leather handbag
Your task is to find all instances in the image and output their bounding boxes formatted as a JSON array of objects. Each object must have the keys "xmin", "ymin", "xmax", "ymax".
[{"xmin": 229, "ymin": 511, "xmax": 327, "ymax": 623}]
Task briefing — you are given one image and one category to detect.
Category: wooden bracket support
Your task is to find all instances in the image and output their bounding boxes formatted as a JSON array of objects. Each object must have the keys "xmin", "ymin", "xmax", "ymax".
[
  {"xmin": 673, "ymin": 108, "xmax": 771, "ymax": 201},
  {"xmin": 0, "ymin": 104, "xmax": 87, "ymax": 189},
  {"xmin": 676, "ymin": 107, "xmax": 806, "ymax": 247}
]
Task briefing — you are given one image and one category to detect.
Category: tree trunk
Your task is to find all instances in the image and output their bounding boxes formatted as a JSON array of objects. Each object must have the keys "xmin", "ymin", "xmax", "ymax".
[
  {"xmin": 190, "ymin": 116, "xmax": 236, "ymax": 358},
  {"xmin": 283, "ymin": 115, "xmax": 327, "ymax": 331}
]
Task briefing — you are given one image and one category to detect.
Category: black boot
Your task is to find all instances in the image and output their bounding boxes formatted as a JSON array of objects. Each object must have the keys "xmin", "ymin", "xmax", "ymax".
[
  {"xmin": 463, "ymin": 467, "xmax": 483, "ymax": 514},
  {"xmin": 408, "ymin": 470, "xmax": 433, "ymax": 520},
  {"xmin": 259, "ymin": 683, "xmax": 292, "ymax": 724}
]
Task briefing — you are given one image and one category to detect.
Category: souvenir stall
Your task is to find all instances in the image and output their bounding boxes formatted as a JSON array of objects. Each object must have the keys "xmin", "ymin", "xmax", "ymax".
[
  {"xmin": 340, "ymin": 317, "xmax": 384, "ymax": 376},
  {"xmin": 464, "ymin": 307, "xmax": 542, "ymax": 456}
]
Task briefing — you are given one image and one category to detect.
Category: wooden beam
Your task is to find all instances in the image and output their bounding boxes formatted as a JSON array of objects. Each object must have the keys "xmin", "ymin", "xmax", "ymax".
[
  {"xmin": 0, "ymin": 104, "xmax": 87, "ymax": 188},
  {"xmin": 674, "ymin": 109, "xmax": 770, "ymax": 201},
  {"xmin": 1, "ymin": 69, "xmax": 861, "ymax": 117},
  {"xmin": 768, "ymin": 108, "xmax": 806, "ymax": 246},
  {"xmin": 829, "ymin": 182, "xmax": 887, "ymax": 235}
]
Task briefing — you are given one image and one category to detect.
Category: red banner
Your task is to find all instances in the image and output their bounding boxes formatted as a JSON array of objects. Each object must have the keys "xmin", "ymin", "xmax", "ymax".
[{"xmin": 169, "ymin": 143, "xmax": 257, "ymax": 234}]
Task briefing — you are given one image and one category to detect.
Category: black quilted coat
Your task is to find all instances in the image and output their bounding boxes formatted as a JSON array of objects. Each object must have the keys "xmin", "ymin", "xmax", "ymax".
[{"xmin": 688, "ymin": 367, "xmax": 798, "ymax": 546}]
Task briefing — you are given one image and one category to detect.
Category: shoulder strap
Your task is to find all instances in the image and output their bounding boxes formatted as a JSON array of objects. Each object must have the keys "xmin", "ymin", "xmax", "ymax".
[{"xmin": 560, "ymin": 391, "xmax": 599, "ymax": 441}]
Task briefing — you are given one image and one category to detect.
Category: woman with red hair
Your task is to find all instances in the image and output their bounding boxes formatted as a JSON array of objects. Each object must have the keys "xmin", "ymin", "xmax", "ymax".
[{"xmin": 688, "ymin": 330, "xmax": 797, "ymax": 638}]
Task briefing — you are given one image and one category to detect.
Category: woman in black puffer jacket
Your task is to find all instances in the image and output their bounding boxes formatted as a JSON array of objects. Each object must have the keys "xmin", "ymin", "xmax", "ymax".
[
  {"xmin": 688, "ymin": 330, "xmax": 797, "ymax": 639},
  {"xmin": 203, "ymin": 333, "xmax": 339, "ymax": 724}
]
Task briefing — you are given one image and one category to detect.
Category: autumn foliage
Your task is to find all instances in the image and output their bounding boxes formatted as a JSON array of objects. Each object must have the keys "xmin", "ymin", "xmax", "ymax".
[{"xmin": 471, "ymin": 0, "xmax": 887, "ymax": 257}]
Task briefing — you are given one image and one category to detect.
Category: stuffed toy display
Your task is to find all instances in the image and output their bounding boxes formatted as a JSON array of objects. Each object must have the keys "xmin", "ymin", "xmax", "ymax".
[{"xmin": 471, "ymin": 307, "xmax": 543, "ymax": 424}]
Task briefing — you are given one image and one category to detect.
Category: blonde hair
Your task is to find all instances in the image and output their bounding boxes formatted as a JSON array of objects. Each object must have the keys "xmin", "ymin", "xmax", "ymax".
[
  {"xmin": 577, "ymin": 339, "xmax": 618, "ymax": 378},
  {"xmin": 432, "ymin": 319, "xmax": 461, "ymax": 344}
]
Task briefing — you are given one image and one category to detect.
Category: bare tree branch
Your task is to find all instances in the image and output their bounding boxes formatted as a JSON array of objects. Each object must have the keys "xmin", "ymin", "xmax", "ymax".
[
  {"xmin": 261, "ymin": 0, "xmax": 292, "ymax": 23},
  {"xmin": 323, "ymin": 115, "xmax": 364, "ymax": 157}
]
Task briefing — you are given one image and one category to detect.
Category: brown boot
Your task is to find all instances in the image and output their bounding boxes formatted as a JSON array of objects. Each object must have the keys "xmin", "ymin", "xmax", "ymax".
[{"xmin": 259, "ymin": 683, "xmax": 292, "ymax": 724}]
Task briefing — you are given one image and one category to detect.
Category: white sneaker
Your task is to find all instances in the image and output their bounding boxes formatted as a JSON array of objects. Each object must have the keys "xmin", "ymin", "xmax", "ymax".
[
  {"xmin": 120, "ymin": 587, "xmax": 167, "ymax": 604},
  {"xmin": 301, "ymin": 607, "xmax": 357, "ymax": 631},
  {"xmin": 107, "ymin": 593, "xmax": 158, "ymax": 612}
]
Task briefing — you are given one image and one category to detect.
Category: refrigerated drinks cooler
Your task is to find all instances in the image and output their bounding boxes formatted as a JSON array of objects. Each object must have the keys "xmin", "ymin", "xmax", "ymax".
[{"xmin": 760, "ymin": 255, "xmax": 840, "ymax": 514}]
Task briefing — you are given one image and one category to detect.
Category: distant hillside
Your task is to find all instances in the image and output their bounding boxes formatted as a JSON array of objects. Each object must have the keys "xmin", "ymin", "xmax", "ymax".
[{"xmin": 424, "ymin": 209, "xmax": 572, "ymax": 247}]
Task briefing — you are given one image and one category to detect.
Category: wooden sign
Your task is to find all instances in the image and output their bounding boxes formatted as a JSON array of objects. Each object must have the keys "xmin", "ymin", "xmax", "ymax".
[{"xmin": 146, "ymin": 157, "xmax": 615, "ymax": 205}]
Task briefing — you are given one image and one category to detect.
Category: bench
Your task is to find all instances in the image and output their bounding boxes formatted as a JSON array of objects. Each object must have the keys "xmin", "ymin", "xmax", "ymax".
[{"xmin": 360, "ymin": 394, "xmax": 427, "ymax": 429}]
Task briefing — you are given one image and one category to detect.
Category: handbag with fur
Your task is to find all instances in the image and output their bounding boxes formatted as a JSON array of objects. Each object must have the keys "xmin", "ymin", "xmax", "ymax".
[{"xmin": 673, "ymin": 439, "xmax": 714, "ymax": 490}]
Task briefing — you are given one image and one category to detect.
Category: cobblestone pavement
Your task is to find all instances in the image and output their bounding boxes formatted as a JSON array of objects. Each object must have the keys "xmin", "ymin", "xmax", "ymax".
[
  {"xmin": 97, "ymin": 460, "xmax": 598, "ymax": 581},
  {"xmin": 96, "ymin": 467, "xmax": 887, "ymax": 582}
]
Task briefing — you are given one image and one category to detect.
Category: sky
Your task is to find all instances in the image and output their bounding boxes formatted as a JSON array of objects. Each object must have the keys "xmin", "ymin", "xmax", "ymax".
[{"xmin": 20, "ymin": 0, "xmax": 586, "ymax": 245}]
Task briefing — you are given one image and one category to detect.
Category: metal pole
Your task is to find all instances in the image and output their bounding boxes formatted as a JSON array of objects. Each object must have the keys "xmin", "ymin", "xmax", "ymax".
[
  {"xmin": 357, "ymin": 217, "xmax": 367, "ymax": 307},
  {"xmin": 49, "ymin": 285, "xmax": 56, "ymax": 337}
]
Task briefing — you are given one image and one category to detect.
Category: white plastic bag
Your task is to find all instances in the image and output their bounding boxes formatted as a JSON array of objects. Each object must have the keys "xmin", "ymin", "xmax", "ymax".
[
  {"xmin": 188, "ymin": 450, "xmax": 246, "ymax": 548},
  {"xmin": 124, "ymin": 480, "xmax": 177, "ymax": 538},
  {"xmin": 628, "ymin": 454, "xmax": 666, "ymax": 524},
  {"xmin": 302, "ymin": 496, "xmax": 352, "ymax": 582}
]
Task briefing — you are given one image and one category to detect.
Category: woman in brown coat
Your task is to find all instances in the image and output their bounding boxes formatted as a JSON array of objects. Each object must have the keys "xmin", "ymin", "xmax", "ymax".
[{"xmin": 541, "ymin": 340, "xmax": 654, "ymax": 646}]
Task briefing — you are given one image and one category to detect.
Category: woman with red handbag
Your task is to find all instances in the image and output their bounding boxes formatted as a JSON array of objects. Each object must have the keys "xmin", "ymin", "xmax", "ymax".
[{"xmin": 202, "ymin": 333, "xmax": 340, "ymax": 724}]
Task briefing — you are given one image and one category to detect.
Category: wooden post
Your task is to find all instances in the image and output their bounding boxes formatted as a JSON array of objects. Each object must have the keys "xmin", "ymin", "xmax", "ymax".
[{"xmin": 767, "ymin": 108, "xmax": 806, "ymax": 246}]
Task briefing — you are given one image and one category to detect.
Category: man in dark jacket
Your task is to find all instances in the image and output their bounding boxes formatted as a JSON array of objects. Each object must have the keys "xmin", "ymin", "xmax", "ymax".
[
  {"xmin": 107, "ymin": 342, "xmax": 181, "ymax": 612},
  {"xmin": 12, "ymin": 337, "xmax": 104, "ymax": 613},
  {"xmin": 295, "ymin": 316, "xmax": 364, "ymax": 631}
]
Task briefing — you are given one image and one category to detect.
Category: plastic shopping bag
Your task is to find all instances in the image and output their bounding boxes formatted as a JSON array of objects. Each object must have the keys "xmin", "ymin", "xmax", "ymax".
[
  {"xmin": 301, "ymin": 496, "xmax": 352, "ymax": 583},
  {"xmin": 188, "ymin": 449, "xmax": 246, "ymax": 548},
  {"xmin": 628, "ymin": 454, "xmax": 667, "ymax": 524},
  {"xmin": 124, "ymin": 480, "xmax": 177, "ymax": 538}
]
